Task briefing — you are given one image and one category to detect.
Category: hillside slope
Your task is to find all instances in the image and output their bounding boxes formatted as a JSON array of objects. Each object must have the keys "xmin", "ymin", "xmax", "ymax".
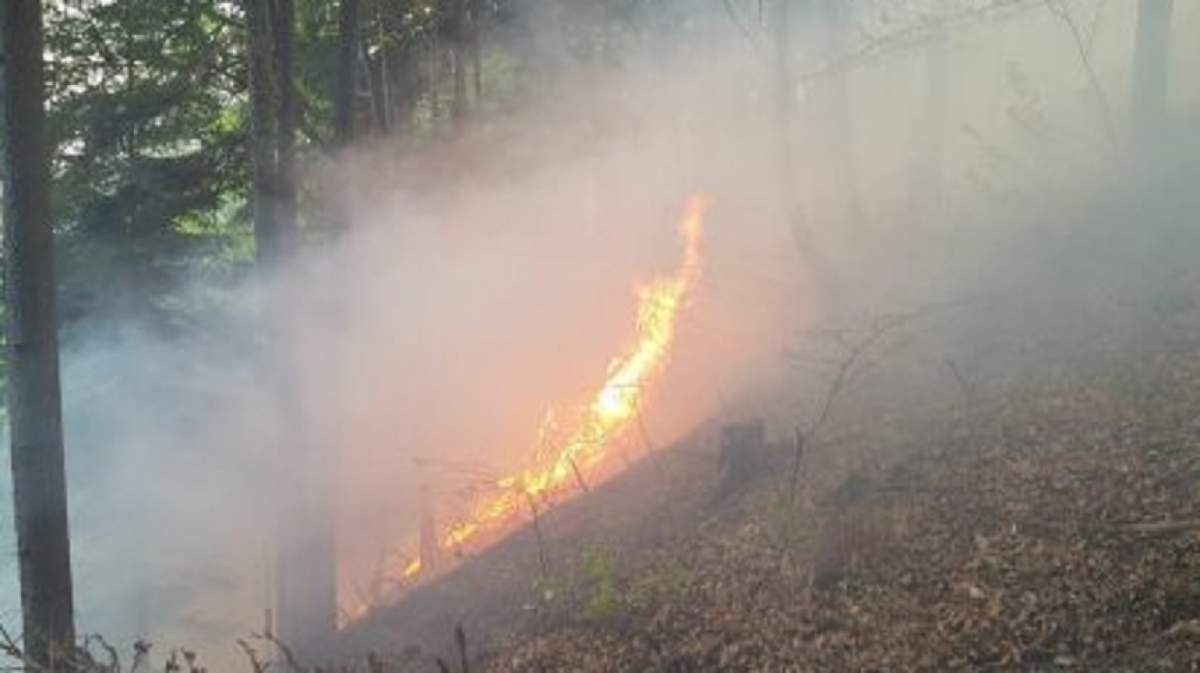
[{"xmin": 344, "ymin": 276, "xmax": 1200, "ymax": 672}]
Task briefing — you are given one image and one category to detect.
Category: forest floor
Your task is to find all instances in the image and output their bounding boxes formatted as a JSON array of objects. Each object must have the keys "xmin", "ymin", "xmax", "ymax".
[{"xmin": 342, "ymin": 279, "xmax": 1200, "ymax": 672}]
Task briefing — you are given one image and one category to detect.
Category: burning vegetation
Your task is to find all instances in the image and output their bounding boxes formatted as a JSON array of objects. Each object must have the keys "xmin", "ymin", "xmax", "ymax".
[{"xmin": 373, "ymin": 196, "xmax": 707, "ymax": 600}]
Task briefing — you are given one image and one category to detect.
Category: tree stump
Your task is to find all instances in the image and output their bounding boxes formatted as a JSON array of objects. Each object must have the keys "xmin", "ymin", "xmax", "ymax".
[{"xmin": 716, "ymin": 418, "xmax": 765, "ymax": 502}]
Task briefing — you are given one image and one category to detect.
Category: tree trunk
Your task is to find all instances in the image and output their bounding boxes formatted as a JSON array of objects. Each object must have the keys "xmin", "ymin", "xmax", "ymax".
[
  {"xmin": 364, "ymin": 34, "xmax": 390, "ymax": 135},
  {"xmin": 244, "ymin": 0, "xmax": 278, "ymax": 267},
  {"xmin": 470, "ymin": 0, "xmax": 484, "ymax": 102},
  {"xmin": 266, "ymin": 0, "xmax": 339, "ymax": 656},
  {"xmin": 817, "ymin": 0, "xmax": 863, "ymax": 230},
  {"xmin": 1130, "ymin": 0, "xmax": 1173, "ymax": 147},
  {"xmin": 910, "ymin": 16, "xmax": 948, "ymax": 223},
  {"xmin": 428, "ymin": 38, "xmax": 442, "ymax": 124},
  {"xmin": 272, "ymin": 0, "xmax": 298, "ymax": 255},
  {"xmin": 335, "ymin": 0, "xmax": 359, "ymax": 147},
  {"xmin": 772, "ymin": 0, "xmax": 804, "ymax": 249},
  {"xmin": 450, "ymin": 0, "xmax": 469, "ymax": 128},
  {"xmin": 773, "ymin": 1, "xmax": 825, "ymax": 257},
  {"xmin": 1, "ymin": 1, "xmax": 76, "ymax": 666},
  {"xmin": 244, "ymin": 0, "xmax": 337, "ymax": 656}
]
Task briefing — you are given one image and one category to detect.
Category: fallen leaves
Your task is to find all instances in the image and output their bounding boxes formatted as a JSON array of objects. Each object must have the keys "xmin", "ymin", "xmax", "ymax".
[{"xmin": 481, "ymin": 335, "xmax": 1200, "ymax": 672}]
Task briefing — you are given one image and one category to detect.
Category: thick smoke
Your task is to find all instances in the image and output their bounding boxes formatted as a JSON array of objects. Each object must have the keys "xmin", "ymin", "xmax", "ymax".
[{"xmin": 0, "ymin": 0, "xmax": 1197, "ymax": 667}]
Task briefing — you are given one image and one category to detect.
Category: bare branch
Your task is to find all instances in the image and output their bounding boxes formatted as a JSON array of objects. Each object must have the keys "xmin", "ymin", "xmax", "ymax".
[{"xmin": 1042, "ymin": 0, "xmax": 1119, "ymax": 156}]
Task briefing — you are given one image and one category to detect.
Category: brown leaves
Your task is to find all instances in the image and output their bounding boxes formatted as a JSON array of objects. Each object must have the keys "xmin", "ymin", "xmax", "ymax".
[{"xmin": 478, "ymin": 339, "xmax": 1200, "ymax": 672}]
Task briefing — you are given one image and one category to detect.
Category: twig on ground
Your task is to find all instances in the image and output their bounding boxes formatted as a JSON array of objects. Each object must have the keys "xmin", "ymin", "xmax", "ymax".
[
  {"xmin": 945, "ymin": 358, "xmax": 975, "ymax": 408},
  {"xmin": 524, "ymin": 492, "xmax": 550, "ymax": 579},
  {"xmin": 1118, "ymin": 518, "xmax": 1200, "ymax": 536}
]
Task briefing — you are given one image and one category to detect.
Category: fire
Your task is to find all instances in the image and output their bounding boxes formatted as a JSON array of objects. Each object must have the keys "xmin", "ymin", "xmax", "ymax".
[{"xmin": 349, "ymin": 196, "xmax": 706, "ymax": 617}]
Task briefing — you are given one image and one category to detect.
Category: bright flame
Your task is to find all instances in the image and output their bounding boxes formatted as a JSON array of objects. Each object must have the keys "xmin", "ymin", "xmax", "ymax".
[{"xmin": 380, "ymin": 196, "xmax": 706, "ymax": 597}]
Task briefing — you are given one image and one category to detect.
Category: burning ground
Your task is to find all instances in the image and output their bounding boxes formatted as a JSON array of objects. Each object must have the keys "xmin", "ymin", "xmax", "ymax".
[{"xmin": 333, "ymin": 205, "xmax": 1200, "ymax": 671}]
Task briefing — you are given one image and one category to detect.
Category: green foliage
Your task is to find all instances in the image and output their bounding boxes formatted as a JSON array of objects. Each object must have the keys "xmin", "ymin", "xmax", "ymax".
[
  {"xmin": 25, "ymin": 0, "xmax": 712, "ymax": 338},
  {"xmin": 577, "ymin": 544, "xmax": 622, "ymax": 621},
  {"xmin": 530, "ymin": 543, "xmax": 691, "ymax": 626},
  {"xmin": 45, "ymin": 0, "xmax": 248, "ymax": 235}
]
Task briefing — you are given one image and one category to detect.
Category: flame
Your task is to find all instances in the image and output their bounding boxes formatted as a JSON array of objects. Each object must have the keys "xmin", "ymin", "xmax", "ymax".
[{"xmin": 354, "ymin": 197, "xmax": 706, "ymax": 610}]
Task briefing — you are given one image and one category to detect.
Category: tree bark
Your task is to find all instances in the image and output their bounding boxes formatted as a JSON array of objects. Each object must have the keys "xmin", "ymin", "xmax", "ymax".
[
  {"xmin": 245, "ymin": 0, "xmax": 278, "ymax": 266},
  {"xmin": 470, "ymin": 0, "xmax": 484, "ymax": 102},
  {"xmin": 244, "ymin": 0, "xmax": 337, "ymax": 655},
  {"xmin": 335, "ymin": 0, "xmax": 359, "ymax": 147},
  {"xmin": 1130, "ymin": 0, "xmax": 1173, "ymax": 147},
  {"xmin": 272, "ymin": 0, "xmax": 298, "ymax": 256},
  {"xmin": 1, "ymin": 1, "xmax": 76, "ymax": 666},
  {"xmin": 450, "ymin": 0, "xmax": 469, "ymax": 128},
  {"xmin": 364, "ymin": 34, "xmax": 390, "ymax": 135}
]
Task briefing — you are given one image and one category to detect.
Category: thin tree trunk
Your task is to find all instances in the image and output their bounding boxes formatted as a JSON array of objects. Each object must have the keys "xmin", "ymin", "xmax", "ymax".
[
  {"xmin": 428, "ymin": 37, "xmax": 442, "ymax": 124},
  {"xmin": 1, "ymin": 1, "xmax": 76, "ymax": 666},
  {"xmin": 364, "ymin": 34, "xmax": 390, "ymax": 135},
  {"xmin": 245, "ymin": 0, "xmax": 278, "ymax": 266},
  {"xmin": 450, "ymin": 0, "xmax": 469, "ymax": 128},
  {"xmin": 470, "ymin": 0, "xmax": 483, "ymax": 102},
  {"xmin": 335, "ymin": 0, "xmax": 359, "ymax": 147},
  {"xmin": 818, "ymin": 0, "xmax": 864, "ymax": 230},
  {"xmin": 910, "ymin": 16, "xmax": 948, "ymax": 222},
  {"xmin": 772, "ymin": 0, "xmax": 801, "ymax": 246},
  {"xmin": 1130, "ymin": 0, "xmax": 1173, "ymax": 147},
  {"xmin": 269, "ymin": 0, "xmax": 338, "ymax": 655},
  {"xmin": 272, "ymin": 0, "xmax": 298, "ymax": 254}
]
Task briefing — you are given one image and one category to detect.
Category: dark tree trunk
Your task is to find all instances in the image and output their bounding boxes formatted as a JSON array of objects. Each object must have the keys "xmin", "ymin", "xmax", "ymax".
[
  {"xmin": 1131, "ymin": 0, "xmax": 1173, "ymax": 146},
  {"xmin": 428, "ymin": 38, "xmax": 442, "ymax": 124},
  {"xmin": 244, "ymin": 0, "xmax": 337, "ymax": 656},
  {"xmin": 272, "ymin": 0, "xmax": 298, "ymax": 255},
  {"xmin": 470, "ymin": 0, "xmax": 483, "ymax": 102},
  {"xmin": 244, "ymin": 0, "xmax": 278, "ymax": 266},
  {"xmin": 269, "ymin": 0, "xmax": 339, "ymax": 655},
  {"xmin": 364, "ymin": 34, "xmax": 390, "ymax": 135},
  {"xmin": 335, "ymin": 0, "xmax": 359, "ymax": 147},
  {"xmin": 1, "ymin": 1, "xmax": 76, "ymax": 666},
  {"xmin": 450, "ymin": 0, "xmax": 469, "ymax": 128}
]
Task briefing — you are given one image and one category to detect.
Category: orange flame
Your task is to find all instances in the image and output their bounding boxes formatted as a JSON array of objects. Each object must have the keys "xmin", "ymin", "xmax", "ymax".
[
  {"xmin": 437, "ymin": 196, "xmax": 706, "ymax": 552},
  {"xmin": 340, "ymin": 197, "xmax": 708, "ymax": 618}
]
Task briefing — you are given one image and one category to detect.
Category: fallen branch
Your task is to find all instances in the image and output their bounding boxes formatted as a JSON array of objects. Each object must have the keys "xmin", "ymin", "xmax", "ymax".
[
  {"xmin": 1118, "ymin": 518, "xmax": 1200, "ymax": 536},
  {"xmin": 945, "ymin": 358, "xmax": 975, "ymax": 408}
]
